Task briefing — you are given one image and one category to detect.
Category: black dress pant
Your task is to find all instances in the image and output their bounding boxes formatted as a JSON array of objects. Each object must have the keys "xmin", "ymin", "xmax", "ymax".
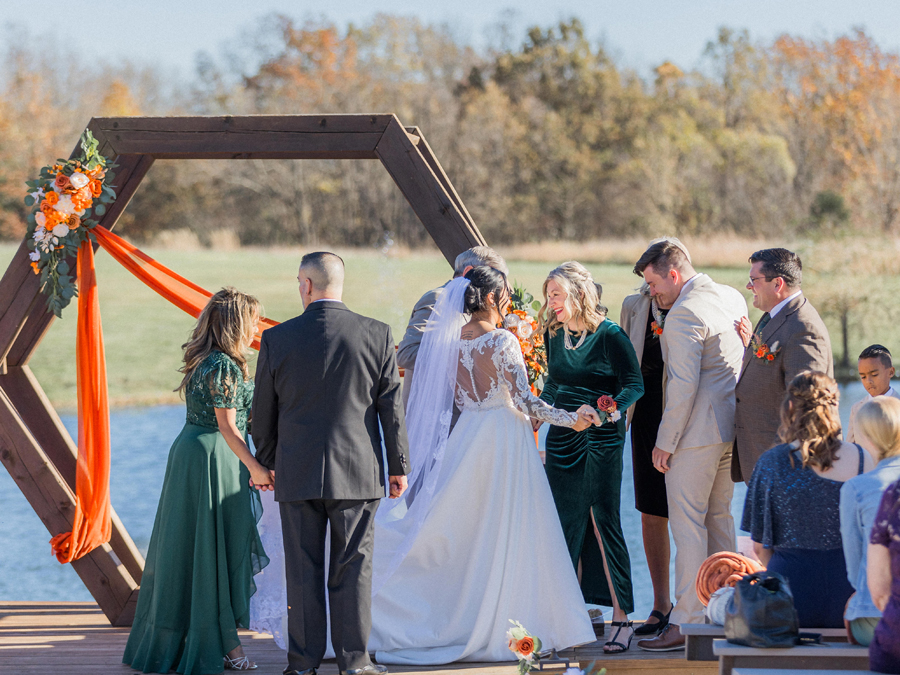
[{"xmin": 280, "ymin": 499, "xmax": 380, "ymax": 672}]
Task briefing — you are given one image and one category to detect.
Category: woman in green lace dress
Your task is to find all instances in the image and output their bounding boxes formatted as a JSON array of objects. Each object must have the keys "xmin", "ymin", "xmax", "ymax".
[
  {"xmin": 124, "ymin": 288, "xmax": 273, "ymax": 674},
  {"xmin": 537, "ymin": 262, "xmax": 644, "ymax": 653}
]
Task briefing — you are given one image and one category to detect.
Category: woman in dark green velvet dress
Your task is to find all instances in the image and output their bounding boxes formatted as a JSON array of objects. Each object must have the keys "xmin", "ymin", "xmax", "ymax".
[
  {"xmin": 123, "ymin": 288, "xmax": 273, "ymax": 674},
  {"xmin": 537, "ymin": 262, "xmax": 644, "ymax": 653}
]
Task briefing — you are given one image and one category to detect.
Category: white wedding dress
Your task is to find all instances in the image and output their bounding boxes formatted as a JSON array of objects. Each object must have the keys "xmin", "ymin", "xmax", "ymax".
[{"xmin": 251, "ymin": 327, "xmax": 595, "ymax": 664}]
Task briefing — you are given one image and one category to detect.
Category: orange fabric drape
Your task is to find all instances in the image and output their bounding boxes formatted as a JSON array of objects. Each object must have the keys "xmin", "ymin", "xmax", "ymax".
[
  {"xmin": 50, "ymin": 242, "xmax": 113, "ymax": 562},
  {"xmin": 93, "ymin": 226, "xmax": 278, "ymax": 347},
  {"xmin": 51, "ymin": 226, "xmax": 280, "ymax": 562}
]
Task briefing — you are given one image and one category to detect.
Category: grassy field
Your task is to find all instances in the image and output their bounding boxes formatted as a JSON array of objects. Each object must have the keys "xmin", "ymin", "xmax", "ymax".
[{"xmin": 0, "ymin": 242, "xmax": 877, "ymax": 408}]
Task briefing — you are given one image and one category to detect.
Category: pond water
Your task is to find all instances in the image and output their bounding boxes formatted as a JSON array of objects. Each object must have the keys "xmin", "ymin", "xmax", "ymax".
[{"xmin": 0, "ymin": 382, "xmax": 869, "ymax": 621}]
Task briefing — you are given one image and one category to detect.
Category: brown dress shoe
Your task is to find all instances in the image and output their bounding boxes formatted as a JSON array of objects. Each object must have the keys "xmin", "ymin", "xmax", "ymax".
[{"xmin": 636, "ymin": 623, "xmax": 685, "ymax": 652}]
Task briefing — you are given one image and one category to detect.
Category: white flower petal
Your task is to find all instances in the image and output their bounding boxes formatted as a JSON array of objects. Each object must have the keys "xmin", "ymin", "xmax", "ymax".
[
  {"xmin": 69, "ymin": 172, "xmax": 89, "ymax": 189},
  {"xmin": 29, "ymin": 251, "xmax": 40, "ymax": 261},
  {"xmin": 52, "ymin": 224, "xmax": 69, "ymax": 238}
]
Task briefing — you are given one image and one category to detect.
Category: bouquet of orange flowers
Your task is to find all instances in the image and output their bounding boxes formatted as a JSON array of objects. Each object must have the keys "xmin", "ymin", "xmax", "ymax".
[
  {"xmin": 503, "ymin": 283, "xmax": 547, "ymax": 395},
  {"xmin": 24, "ymin": 130, "xmax": 117, "ymax": 316},
  {"xmin": 507, "ymin": 620, "xmax": 542, "ymax": 674}
]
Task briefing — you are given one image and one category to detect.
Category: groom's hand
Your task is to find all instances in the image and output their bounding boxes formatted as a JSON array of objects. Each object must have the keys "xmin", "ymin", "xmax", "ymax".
[{"xmin": 389, "ymin": 475, "xmax": 408, "ymax": 499}]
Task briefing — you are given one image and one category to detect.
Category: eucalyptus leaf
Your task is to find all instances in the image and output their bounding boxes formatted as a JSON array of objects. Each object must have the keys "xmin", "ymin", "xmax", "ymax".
[
  {"xmin": 531, "ymin": 300, "xmax": 542, "ymax": 311},
  {"xmin": 94, "ymin": 203, "xmax": 106, "ymax": 216},
  {"xmin": 57, "ymin": 260, "xmax": 69, "ymax": 275}
]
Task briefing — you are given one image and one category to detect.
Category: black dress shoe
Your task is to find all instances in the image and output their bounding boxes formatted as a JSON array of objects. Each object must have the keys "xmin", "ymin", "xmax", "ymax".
[
  {"xmin": 284, "ymin": 668, "xmax": 317, "ymax": 675},
  {"xmin": 341, "ymin": 664, "xmax": 388, "ymax": 675}
]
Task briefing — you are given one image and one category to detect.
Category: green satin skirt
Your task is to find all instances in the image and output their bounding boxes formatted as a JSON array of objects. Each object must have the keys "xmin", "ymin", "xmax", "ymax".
[{"xmin": 123, "ymin": 423, "xmax": 268, "ymax": 674}]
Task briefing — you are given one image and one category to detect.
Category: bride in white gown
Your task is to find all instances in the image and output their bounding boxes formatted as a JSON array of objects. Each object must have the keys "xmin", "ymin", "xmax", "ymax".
[{"xmin": 251, "ymin": 267, "xmax": 597, "ymax": 664}]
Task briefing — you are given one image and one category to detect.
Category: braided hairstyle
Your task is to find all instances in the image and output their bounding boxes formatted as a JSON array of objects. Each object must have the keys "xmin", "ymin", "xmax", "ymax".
[
  {"xmin": 778, "ymin": 371, "xmax": 842, "ymax": 470},
  {"xmin": 463, "ymin": 265, "xmax": 508, "ymax": 315}
]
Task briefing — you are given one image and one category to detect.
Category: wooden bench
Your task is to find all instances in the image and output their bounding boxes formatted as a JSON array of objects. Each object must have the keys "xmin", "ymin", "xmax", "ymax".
[
  {"xmin": 713, "ymin": 639, "xmax": 869, "ymax": 675},
  {"xmin": 733, "ymin": 669, "xmax": 872, "ymax": 675},
  {"xmin": 682, "ymin": 623, "xmax": 848, "ymax": 661}
]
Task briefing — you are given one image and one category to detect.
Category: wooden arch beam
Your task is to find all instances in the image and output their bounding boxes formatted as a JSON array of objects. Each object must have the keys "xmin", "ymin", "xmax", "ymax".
[{"xmin": 0, "ymin": 114, "xmax": 486, "ymax": 625}]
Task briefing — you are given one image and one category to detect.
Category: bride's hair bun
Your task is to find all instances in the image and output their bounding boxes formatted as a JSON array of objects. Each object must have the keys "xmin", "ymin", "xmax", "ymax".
[{"xmin": 464, "ymin": 266, "xmax": 508, "ymax": 315}]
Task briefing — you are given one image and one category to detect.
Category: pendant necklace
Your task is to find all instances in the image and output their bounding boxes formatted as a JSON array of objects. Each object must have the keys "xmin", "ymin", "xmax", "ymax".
[{"xmin": 563, "ymin": 325, "xmax": 587, "ymax": 350}]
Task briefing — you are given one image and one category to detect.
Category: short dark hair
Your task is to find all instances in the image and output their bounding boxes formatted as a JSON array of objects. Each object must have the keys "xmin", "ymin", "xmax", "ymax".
[
  {"xmin": 859, "ymin": 344, "xmax": 893, "ymax": 370},
  {"xmin": 300, "ymin": 251, "xmax": 345, "ymax": 288},
  {"xmin": 633, "ymin": 240, "xmax": 692, "ymax": 278},
  {"xmin": 748, "ymin": 248, "xmax": 802, "ymax": 288}
]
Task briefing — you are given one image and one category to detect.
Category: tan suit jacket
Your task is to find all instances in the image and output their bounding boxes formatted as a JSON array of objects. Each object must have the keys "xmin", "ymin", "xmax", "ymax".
[
  {"xmin": 732, "ymin": 293, "xmax": 833, "ymax": 482},
  {"xmin": 846, "ymin": 387, "xmax": 900, "ymax": 444},
  {"xmin": 656, "ymin": 275, "xmax": 748, "ymax": 453},
  {"xmin": 620, "ymin": 292, "xmax": 651, "ymax": 431}
]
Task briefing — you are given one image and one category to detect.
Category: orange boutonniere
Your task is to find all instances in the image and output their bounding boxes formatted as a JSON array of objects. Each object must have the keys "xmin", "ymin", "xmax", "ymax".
[
  {"xmin": 650, "ymin": 320, "xmax": 664, "ymax": 336},
  {"xmin": 750, "ymin": 334, "xmax": 781, "ymax": 362}
]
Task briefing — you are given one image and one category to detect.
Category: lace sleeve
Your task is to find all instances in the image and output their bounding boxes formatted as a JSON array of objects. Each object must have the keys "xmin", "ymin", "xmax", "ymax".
[
  {"xmin": 204, "ymin": 354, "xmax": 241, "ymax": 409},
  {"xmin": 494, "ymin": 331, "xmax": 578, "ymax": 427}
]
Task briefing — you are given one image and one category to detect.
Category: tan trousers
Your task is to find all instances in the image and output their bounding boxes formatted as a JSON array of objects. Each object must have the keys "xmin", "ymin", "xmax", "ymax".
[{"xmin": 666, "ymin": 441, "xmax": 736, "ymax": 626}]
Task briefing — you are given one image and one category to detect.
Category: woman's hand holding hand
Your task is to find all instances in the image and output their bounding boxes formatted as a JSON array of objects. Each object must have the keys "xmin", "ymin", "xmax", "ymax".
[
  {"xmin": 571, "ymin": 405, "xmax": 600, "ymax": 431},
  {"xmin": 249, "ymin": 463, "xmax": 275, "ymax": 491}
]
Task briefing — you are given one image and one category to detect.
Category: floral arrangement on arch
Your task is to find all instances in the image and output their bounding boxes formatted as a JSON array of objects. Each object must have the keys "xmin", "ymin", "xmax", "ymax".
[
  {"xmin": 503, "ymin": 283, "xmax": 547, "ymax": 395},
  {"xmin": 24, "ymin": 130, "xmax": 117, "ymax": 316}
]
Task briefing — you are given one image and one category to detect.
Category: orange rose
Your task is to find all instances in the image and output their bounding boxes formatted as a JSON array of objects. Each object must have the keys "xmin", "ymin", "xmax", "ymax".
[
  {"xmin": 516, "ymin": 637, "xmax": 535, "ymax": 656},
  {"xmin": 54, "ymin": 173, "xmax": 70, "ymax": 191},
  {"xmin": 43, "ymin": 191, "xmax": 59, "ymax": 206},
  {"xmin": 67, "ymin": 214, "xmax": 81, "ymax": 230},
  {"xmin": 89, "ymin": 179, "xmax": 102, "ymax": 198},
  {"xmin": 766, "ymin": 354, "xmax": 775, "ymax": 361},
  {"xmin": 522, "ymin": 341, "xmax": 534, "ymax": 355},
  {"xmin": 72, "ymin": 186, "xmax": 93, "ymax": 210},
  {"xmin": 40, "ymin": 200, "xmax": 57, "ymax": 219}
]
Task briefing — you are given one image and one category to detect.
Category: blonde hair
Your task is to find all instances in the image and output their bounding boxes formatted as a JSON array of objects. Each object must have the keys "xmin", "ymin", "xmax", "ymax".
[
  {"xmin": 176, "ymin": 287, "xmax": 261, "ymax": 393},
  {"xmin": 856, "ymin": 396, "xmax": 900, "ymax": 461},
  {"xmin": 539, "ymin": 261, "xmax": 605, "ymax": 337},
  {"xmin": 778, "ymin": 371, "xmax": 842, "ymax": 470}
]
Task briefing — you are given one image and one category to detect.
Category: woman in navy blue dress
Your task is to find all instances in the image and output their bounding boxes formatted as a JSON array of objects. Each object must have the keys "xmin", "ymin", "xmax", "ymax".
[{"xmin": 742, "ymin": 371, "xmax": 874, "ymax": 628}]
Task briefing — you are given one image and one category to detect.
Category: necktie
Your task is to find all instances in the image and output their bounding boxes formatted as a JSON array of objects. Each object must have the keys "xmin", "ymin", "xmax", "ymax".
[{"xmin": 755, "ymin": 312, "xmax": 771, "ymax": 336}]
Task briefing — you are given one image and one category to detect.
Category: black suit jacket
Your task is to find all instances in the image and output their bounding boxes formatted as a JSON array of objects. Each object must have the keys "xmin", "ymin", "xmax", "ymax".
[{"xmin": 252, "ymin": 301, "xmax": 410, "ymax": 502}]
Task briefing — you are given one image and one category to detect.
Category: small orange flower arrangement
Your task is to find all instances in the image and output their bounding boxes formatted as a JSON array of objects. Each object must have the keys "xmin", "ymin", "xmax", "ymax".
[
  {"xmin": 503, "ymin": 283, "xmax": 548, "ymax": 395},
  {"xmin": 24, "ymin": 131, "xmax": 117, "ymax": 316},
  {"xmin": 749, "ymin": 334, "xmax": 780, "ymax": 362},
  {"xmin": 507, "ymin": 620, "xmax": 542, "ymax": 674}
]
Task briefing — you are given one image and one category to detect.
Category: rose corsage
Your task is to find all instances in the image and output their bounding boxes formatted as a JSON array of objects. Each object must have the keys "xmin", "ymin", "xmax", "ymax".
[
  {"xmin": 750, "ymin": 334, "xmax": 781, "ymax": 362},
  {"xmin": 596, "ymin": 395, "xmax": 622, "ymax": 424}
]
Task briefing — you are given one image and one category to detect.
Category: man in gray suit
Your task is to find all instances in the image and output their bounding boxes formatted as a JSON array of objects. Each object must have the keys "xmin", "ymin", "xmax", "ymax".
[
  {"xmin": 397, "ymin": 246, "xmax": 508, "ymax": 411},
  {"xmin": 733, "ymin": 248, "xmax": 833, "ymax": 482},
  {"xmin": 252, "ymin": 252, "xmax": 410, "ymax": 675},
  {"xmin": 632, "ymin": 240, "xmax": 748, "ymax": 652}
]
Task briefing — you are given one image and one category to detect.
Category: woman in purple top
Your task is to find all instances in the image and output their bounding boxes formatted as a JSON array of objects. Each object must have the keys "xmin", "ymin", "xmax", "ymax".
[{"xmin": 870, "ymin": 479, "xmax": 900, "ymax": 673}]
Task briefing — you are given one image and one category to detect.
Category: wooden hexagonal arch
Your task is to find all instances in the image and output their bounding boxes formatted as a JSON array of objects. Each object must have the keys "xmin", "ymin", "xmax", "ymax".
[{"xmin": 0, "ymin": 114, "xmax": 487, "ymax": 626}]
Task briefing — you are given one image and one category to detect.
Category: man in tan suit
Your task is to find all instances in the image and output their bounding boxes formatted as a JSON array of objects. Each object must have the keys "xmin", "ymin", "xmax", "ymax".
[
  {"xmin": 632, "ymin": 240, "xmax": 747, "ymax": 651},
  {"xmin": 397, "ymin": 246, "xmax": 508, "ymax": 411},
  {"xmin": 733, "ymin": 248, "xmax": 833, "ymax": 482}
]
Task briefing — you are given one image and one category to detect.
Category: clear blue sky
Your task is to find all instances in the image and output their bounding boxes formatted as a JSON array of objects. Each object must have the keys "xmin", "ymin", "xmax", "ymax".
[{"xmin": 4, "ymin": 0, "xmax": 900, "ymax": 79}]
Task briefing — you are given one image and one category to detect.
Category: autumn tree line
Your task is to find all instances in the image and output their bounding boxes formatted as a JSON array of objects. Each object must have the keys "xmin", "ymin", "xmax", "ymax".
[{"xmin": 1, "ymin": 16, "xmax": 900, "ymax": 250}]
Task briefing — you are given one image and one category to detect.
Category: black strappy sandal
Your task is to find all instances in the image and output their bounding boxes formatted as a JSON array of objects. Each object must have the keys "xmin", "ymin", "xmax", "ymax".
[
  {"xmin": 634, "ymin": 606, "xmax": 672, "ymax": 636},
  {"xmin": 603, "ymin": 620, "xmax": 634, "ymax": 654}
]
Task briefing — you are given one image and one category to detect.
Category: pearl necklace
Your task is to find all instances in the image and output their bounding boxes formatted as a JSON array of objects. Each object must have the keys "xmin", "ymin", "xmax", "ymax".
[{"xmin": 563, "ymin": 326, "xmax": 587, "ymax": 350}]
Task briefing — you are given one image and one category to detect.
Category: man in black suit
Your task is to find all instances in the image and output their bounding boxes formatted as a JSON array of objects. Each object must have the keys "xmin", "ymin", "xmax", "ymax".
[{"xmin": 252, "ymin": 251, "xmax": 410, "ymax": 675}]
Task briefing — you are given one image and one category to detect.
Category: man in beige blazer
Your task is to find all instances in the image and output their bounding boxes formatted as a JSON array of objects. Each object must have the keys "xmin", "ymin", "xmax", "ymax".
[
  {"xmin": 632, "ymin": 240, "xmax": 747, "ymax": 651},
  {"xmin": 733, "ymin": 248, "xmax": 833, "ymax": 482},
  {"xmin": 396, "ymin": 246, "xmax": 508, "ymax": 412}
]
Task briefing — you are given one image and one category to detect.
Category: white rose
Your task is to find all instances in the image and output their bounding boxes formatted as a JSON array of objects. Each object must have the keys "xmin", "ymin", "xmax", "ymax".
[
  {"xmin": 29, "ymin": 251, "xmax": 40, "ymax": 261},
  {"xmin": 504, "ymin": 313, "xmax": 521, "ymax": 328},
  {"xmin": 69, "ymin": 172, "xmax": 89, "ymax": 189},
  {"xmin": 35, "ymin": 212, "xmax": 46, "ymax": 228},
  {"xmin": 52, "ymin": 223, "xmax": 69, "ymax": 238},
  {"xmin": 55, "ymin": 194, "xmax": 76, "ymax": 215},
  {"xmin": 518, "ymin": 323, "xmax": 534, "ymax": 339}
]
